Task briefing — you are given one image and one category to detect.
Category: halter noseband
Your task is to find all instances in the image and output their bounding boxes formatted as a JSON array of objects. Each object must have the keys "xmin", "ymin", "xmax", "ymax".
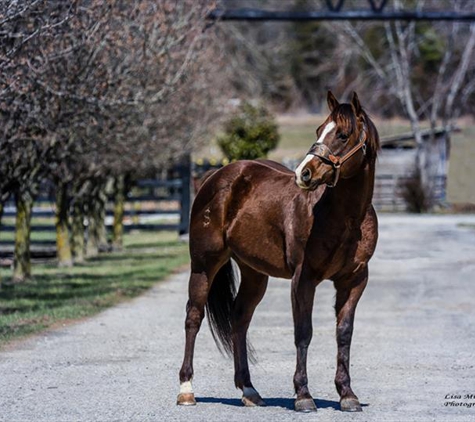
[{"xmin": 307, "ymin": 125, "xmax": 367, "ymax": 187}]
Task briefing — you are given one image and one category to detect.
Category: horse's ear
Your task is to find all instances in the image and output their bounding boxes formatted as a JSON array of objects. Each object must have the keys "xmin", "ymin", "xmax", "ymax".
[
  {"xmin": 351, "ymin": 92, "xmax": 362, "ymax": 116},
  {"xmin": 327, "ymin": 91, "xmax": 339, "ymax": 112}
]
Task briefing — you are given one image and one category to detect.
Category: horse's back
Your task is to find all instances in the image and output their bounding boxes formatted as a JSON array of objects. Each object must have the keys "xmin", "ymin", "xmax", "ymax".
[
  {"xmin": 195, "ymin": 160, "xmax": 296, "ymax": 206},
  {"xmin": 253, "ymin": 159, "xmax": 295, "ymax": 175},
  {"xmin": 198, "ymin": 159, "xmax": 293, "ymax": 188}
]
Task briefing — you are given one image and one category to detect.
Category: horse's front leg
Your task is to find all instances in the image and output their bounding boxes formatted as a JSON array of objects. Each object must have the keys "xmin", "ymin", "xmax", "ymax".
[
  {"xmin": 291, "ymin": 271, "xmax": 317, "ymax": 412},
  {"xmin": 333, "ymin": 267, "xmax": 368, "ymax": 412}
]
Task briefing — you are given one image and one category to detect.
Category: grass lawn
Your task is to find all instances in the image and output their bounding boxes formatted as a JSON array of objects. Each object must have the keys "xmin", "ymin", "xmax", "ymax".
[{"xmin": 0, "ymin": 231, "xmax": 189, "ymax": 347}]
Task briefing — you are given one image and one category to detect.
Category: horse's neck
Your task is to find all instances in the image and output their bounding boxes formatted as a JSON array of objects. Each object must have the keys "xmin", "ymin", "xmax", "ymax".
[{"xmin": 312, "ymin": 162, "xmax": 375, "ymax": 222}]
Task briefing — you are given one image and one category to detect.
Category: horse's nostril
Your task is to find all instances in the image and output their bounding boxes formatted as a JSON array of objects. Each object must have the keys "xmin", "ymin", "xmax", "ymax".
[{"xmin": 301, "ymin": 168, "xmax": 312, "ymax": 183}]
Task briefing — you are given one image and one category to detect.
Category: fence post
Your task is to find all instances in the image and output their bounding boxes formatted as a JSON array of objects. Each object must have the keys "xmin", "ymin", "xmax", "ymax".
[{"xmin": 179, "ymin": 154, "xmax": 191, "ymax": 236}]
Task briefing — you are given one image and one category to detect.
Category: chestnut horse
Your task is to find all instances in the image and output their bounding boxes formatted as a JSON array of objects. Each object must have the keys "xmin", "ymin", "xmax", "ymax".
[{"xmin": 177, "ymin": 92, "xmax": 379, "ymax": 412}]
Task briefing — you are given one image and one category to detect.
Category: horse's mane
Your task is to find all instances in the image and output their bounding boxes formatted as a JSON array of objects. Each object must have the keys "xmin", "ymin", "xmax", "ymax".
[{"xmin": 330, "ymin": 104, "xmax": 380, "ymax": 162}]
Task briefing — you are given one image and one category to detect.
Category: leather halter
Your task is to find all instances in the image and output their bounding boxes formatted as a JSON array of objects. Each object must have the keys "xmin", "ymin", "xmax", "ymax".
[{"xmin": 307, "ymin": 125, "xmax": 367, "ymax": 187}]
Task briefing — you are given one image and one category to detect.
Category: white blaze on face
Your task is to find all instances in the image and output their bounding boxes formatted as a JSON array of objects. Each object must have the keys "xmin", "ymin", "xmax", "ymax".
[
  {"xmin": 315, "ymin": 121, "xmax": 336, "ymax": 144},
  {"xmin": 295, "ymin": 121, "xmax": 335, "ymax": 185}
]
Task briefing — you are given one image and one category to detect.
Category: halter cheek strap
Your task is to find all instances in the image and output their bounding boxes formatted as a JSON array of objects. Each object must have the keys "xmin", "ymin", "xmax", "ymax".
[{"xmin": 308, "ymin": 125, "xmax": 367, "ymax": 187}]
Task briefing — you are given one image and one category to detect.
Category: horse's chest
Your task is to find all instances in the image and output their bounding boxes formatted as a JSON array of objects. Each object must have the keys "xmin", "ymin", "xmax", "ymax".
[{"xmin": 307, "ymin": 221, "xmax": 361, "ymax": 278}]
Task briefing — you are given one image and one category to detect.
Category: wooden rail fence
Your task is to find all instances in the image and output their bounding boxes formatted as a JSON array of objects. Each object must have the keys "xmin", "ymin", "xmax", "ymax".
[{"xmin": 0, "ymin": 163, "xmax": 191, "ymax": 259}]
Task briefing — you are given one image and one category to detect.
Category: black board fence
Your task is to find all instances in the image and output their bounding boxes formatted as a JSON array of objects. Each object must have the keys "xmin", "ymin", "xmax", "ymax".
[{"xmin": 0, "ymin": 149, "xmax": 446, "ymax": 259}]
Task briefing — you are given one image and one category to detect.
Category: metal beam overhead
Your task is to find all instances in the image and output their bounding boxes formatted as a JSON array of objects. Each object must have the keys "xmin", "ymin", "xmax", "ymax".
[{"xmin": 207, "ymin": 8, "xmax": 475, "ymax": 22}]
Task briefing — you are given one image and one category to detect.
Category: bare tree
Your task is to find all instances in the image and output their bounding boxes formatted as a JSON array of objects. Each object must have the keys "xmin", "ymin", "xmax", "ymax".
[
  {"xmin": 0, "ymin": 1, "xmax": 75, "ymax": 279},
  {"xmin": 338, "ymin": 0, "xmax": 475, "ymax": 208},
  {"xmin": 0, "ymin": 0, "xmax": 227, "ymax": 278}
]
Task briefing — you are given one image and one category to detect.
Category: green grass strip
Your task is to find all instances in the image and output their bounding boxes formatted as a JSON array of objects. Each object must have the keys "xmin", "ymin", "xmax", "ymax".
[{"xmin": 0, "ymin": 231, "xmax": 189, "ymax": 346}]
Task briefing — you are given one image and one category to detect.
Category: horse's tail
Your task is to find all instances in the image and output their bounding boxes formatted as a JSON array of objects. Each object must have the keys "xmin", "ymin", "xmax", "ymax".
[{"xmin": 206, "ymin": 259, "xmax": 237, "ymax": 357}]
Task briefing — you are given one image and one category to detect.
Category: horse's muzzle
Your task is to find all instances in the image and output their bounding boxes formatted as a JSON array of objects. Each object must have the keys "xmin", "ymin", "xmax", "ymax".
[{"xmin": 295, "ymin": 161, "xmax": 334, "ymax": 190}]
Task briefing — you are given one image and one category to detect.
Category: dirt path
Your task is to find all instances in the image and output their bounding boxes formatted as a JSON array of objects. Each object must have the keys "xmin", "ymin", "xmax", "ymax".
[{"xmin": 1, "ymin": 214, "xmax": 475, "ymax": 422}]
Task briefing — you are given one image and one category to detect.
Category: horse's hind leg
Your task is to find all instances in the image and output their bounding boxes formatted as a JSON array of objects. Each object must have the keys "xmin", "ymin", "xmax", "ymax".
[
  {"xmin": 333, "ymin": 268, "xmax": 368, "ymax": 412},
  {"xmin": 177, "ymin": 271, "xmax": 209, "ymax": 406},
  {"xmin": 177, "ymin": 256, "xmax": 228, "ymax": 406},
  {"xmin": 232, "ymin": 263, "xmax": 268, "ymax": 407}
]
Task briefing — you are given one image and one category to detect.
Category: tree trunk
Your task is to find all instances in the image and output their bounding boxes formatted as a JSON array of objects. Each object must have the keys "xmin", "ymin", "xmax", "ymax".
[
  {"xmin": 97, "ymin": 197, "xmax": 108, "ymax": 252},
  {"xmin": 55, "ymin": 183, "xmax": 73, "ymax": 267},
  {"xmin": 0, "ymin": 200, "xmax": 4, "ymax": 243},
  {"xmin": 409, "ymin": 121, "xmax": 433, "ymax": 212},
  {"xmin": 437, "ymin": 131, "xmax": 450, "ymax": 204},
  {"xmin": 86, "ymin": 186, "xmax": 108, "ymax": 257},
  {"xmin": 71, "ymin": 200, "xmax": 85, "ymax": 263},
  {"xmin": 13, "ymin": 191, "xmax": 33, "ymax": 282},
  {"xmin": 0, "ymin": 201, "xmax": 3, "ymax": 285},
  {"xmin": 86, "ymin": 202, "xmax": 100, "ymax": 258},
  {"xmin": 112, "ymin": 175, "xmax": 125, "ymax": 251},
  {"xmin": 424, "ymin": 131, "xmax": 450, "ymax": 206}
]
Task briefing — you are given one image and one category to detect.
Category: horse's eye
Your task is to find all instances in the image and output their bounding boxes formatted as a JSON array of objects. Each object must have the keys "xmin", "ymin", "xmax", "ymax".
[{"xmin": 338, "ymin": 132, "xmax": 349, "ymax": 142}]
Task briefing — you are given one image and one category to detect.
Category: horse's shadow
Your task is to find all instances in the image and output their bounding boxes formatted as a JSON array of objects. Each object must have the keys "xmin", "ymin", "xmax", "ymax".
[{"xmin": 196, "ymin": 396, "xmax": 368, "ymax": 410}]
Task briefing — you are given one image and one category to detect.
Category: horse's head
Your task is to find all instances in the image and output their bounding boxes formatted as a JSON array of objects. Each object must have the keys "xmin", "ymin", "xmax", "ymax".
[{"xmin": 295, "ymin": 91, "xmax": 372, "ymax": 190}]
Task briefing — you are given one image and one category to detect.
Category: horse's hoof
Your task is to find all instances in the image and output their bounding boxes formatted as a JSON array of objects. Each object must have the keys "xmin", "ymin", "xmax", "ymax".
[
  {"xmin": 340, "ymin": 397, "xmax": 362, "ymax": 412},
  {"xmin": 295, "ymin": 398, "xmax": 317, "ymax": 412},
  {"xmin": 177, "ymin": 392, "xmax": 196, "ymax": 406},
  {"xmin": 242, "ymin": 393, "xmax": 266, "ymax": 407}
]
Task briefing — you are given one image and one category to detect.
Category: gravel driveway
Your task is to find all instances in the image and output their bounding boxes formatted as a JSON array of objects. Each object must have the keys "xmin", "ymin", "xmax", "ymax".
[{"xmin": 1, "ymin": 214, "xmax": 475, "ymax": 422}]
